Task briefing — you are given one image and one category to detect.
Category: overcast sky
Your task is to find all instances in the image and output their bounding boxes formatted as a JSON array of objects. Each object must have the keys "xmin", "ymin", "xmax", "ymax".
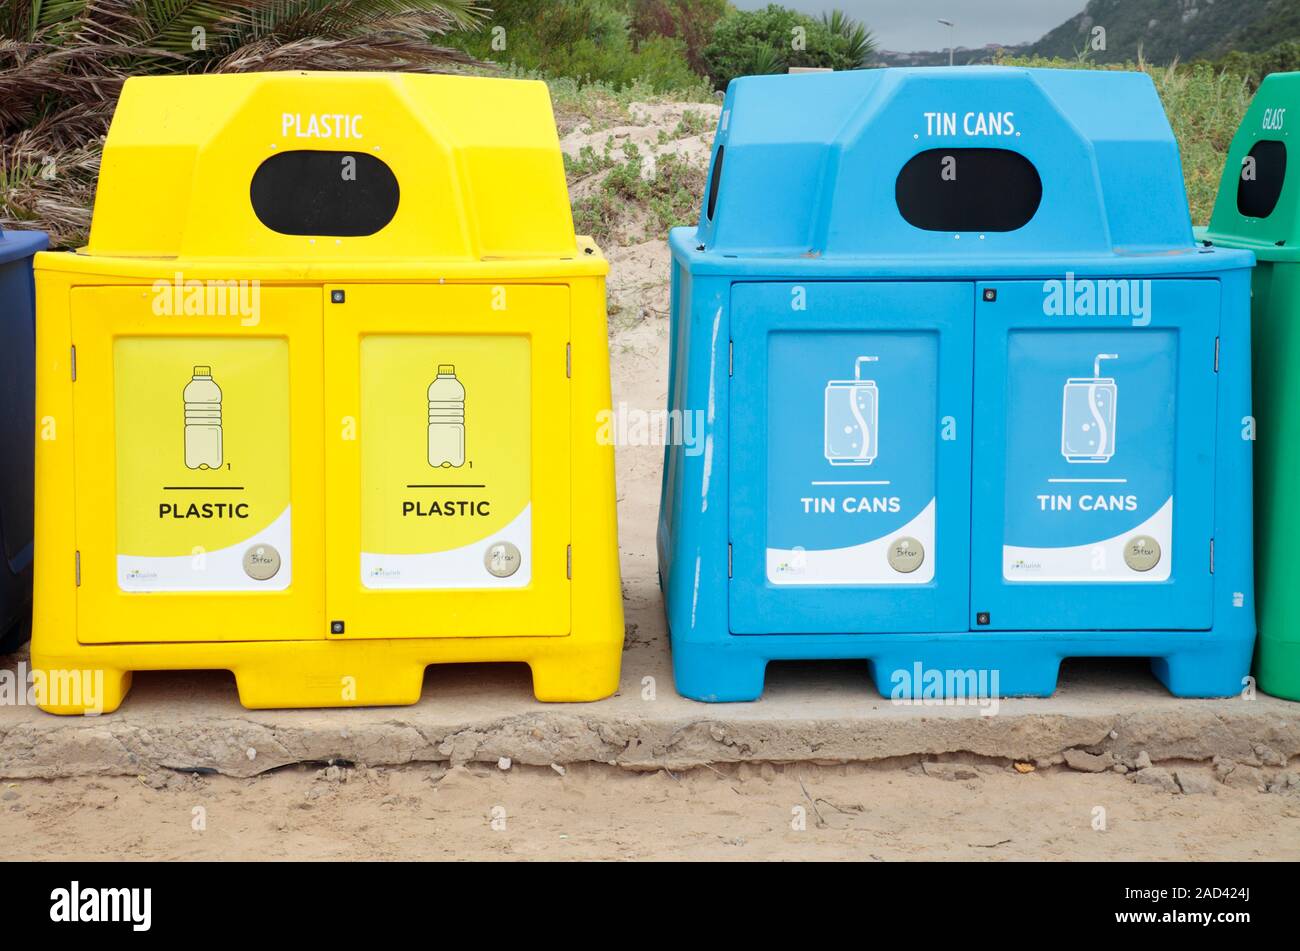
[{"xmin": 733, "ymin": 0, "xmax": 1089, "ymax": 51}]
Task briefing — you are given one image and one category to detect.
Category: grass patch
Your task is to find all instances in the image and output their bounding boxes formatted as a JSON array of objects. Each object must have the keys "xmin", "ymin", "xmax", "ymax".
[
  {"xmin": 1151, "ymin": 63, "xmax": 1253, "ymax": 224},
  {"xmin": 572, "ymin": 142, "xmax": 706, "ymax": 244}
]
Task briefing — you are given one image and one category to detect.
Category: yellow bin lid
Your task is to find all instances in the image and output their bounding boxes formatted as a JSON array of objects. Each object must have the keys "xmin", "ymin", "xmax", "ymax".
[{"xmin": 87, "ymin": 71, "xmax": 579, "ymax": 263}]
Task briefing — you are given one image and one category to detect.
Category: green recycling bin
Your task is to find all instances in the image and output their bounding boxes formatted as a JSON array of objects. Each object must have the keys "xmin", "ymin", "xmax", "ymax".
[{"xmin": 1201, "ymin": 71, "xmax": 1299, "ymax": 700}]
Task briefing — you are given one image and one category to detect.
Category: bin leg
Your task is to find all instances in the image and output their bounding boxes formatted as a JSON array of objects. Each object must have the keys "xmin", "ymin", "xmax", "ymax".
[
  {"xmin": 670, "ymin": 643, "xmax": 768, "ymax": 703},
  {"xmin": 528, "ymin": 645, "xmax": 622, "ymax": 702},
  {"xmin": 31, "ymin": 661, "xmax": 131, "ymax": 715},
  {"xmin": 1150, "ymin": 641, "xmax": 1253, "ymax": 698}
]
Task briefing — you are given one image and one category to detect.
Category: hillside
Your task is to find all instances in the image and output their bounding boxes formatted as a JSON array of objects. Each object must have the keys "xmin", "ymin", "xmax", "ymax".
[{"xmin": 1030, "ymin": 0, "xmax": 1300, "ymax": 63}]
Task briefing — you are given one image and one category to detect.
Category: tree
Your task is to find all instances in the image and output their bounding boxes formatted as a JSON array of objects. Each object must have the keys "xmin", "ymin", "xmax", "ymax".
[
  {"xmin": 821, "ymin": 10, "xmax": 876, "ymax": 68},
  {"xmin": 631, "ymin": 0, "xmax": 727, "ymax": 73},
  {"xmin": 1211, "ymin": 40, "xmax": 1300, "ymax": 90}
]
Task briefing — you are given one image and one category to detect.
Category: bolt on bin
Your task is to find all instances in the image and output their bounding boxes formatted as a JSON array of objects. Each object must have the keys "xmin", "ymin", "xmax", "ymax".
[
  {"xmin": 660, "ymin": 67, "xmax": 1256, "ymax": 702},
  {"xmin": 0, "ymin": 224, "xmax": 48, "ymax": 653},
  {"xmin": 31, "ymin": 72, "xmax": 624, "ymax": 714},
  {"xmin": 1199, "ymin": 71, "xmax": 1299, "ymax": 701}
]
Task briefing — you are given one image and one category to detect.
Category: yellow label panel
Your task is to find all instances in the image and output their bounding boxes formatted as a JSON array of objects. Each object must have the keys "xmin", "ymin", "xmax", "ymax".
[
  {"xmin": 360, "ymin": 334, "xmax": 531, "ymax": 588},
  {"xmin": 322, "ymin": 283, "xmax": 571, "ymax": 639},
  {"xmin": 114, "ymin": 336, "xmax": 291, "ymax": 591}
]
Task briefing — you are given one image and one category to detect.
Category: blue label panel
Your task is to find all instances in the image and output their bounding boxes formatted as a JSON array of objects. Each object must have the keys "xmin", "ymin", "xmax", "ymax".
[
  {"xmin": 1003, "ymin": 329, "xmax": 1175, "ymax": 582},
  {"xmin": 970, "ymin": 279, "xmax": 1218, "ymax": 632},
  {"xmin": 728, "ymin": 281, "xmax": 973, "ymax": 636},
  {"xmin": 767, "ymin": 331, "xmax": 937, "ymax": 584}
]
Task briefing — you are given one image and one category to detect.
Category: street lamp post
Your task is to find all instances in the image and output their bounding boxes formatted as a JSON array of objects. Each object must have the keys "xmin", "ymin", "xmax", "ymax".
[{"xmin": 938, "ymin": 18, "xmax": 954, "ymax": 67}]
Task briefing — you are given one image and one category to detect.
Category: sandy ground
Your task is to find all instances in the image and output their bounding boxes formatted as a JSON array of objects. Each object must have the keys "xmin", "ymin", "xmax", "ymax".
[
  {"xmin": 3, "ymin": 760, "xmax": 1297, "ymax": 861},
  {"xmin": 2, "ymin": 102, "xmax": 1296, "ymax": 862},
  {"xmin": 559, "ymin": 100, "xmax": 720, "ymax": 183}
]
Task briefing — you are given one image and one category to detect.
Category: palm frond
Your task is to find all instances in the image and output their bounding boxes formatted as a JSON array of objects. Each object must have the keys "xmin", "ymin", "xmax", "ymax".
[
  {"xmin": 232, "ymin": 0, "xmax": 486, "ymax": 43},
  {"xmin": 33, "ymin": 0, "xmax": 93, "ymax": 32},
  {"xmin": 134, "ymin": 0, "xmax": 265, "ymax": 54},
  {"xmin": 1, "ymin": 127, "xmax": 100, "ymax": 245},
  {"xmin": 214, "ymin": 31, "xmax": 477, "ymax": 72},
  {"xmin": 0, "ymin": 0, "xmax": 86, "ymax": 41}
]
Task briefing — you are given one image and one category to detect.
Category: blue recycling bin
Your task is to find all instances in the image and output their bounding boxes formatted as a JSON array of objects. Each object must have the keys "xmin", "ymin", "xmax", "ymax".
[
  {"xmin": 659, "ymin": 67, "xmax": 1256, "ymax": 701},
  {"xmin": 0, "ymin": 225, "xmax": 47, "ymax": 652}
]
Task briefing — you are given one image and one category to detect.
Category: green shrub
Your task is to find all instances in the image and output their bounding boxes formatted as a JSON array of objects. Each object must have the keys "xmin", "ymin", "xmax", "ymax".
[
  {"xmin": 621, "ymin": 35, "xmax": 705, "ymax": 91},
  {"xmin": 455, "ymin": 0, "xmax": 707, "ymax": 93},
  {"xmin": 702, "ymin": 5, "xmax": 875, "ymax": 91}
]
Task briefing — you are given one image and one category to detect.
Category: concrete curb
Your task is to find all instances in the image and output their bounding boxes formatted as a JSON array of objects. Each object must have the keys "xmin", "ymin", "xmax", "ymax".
[{"xmin": 2, "ymin": 636, "xmax": 1296, "ymax": 780}]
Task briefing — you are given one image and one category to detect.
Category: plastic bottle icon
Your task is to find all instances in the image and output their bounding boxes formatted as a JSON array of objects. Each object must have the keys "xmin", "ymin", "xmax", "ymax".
[
  {"xmin": 824, "ymin": 356, "xmax": 879, "ymax": 465},
  {"xmin": 428, "ymin": 364, "xmax": 466, "ymax": 468},
  {"xmin": 184, "ymin": 365, "xmax": 223, "ymax": 470},
  {"xmin": 1061, "ymin": 353, "xmax": 1118, "ymax": 463}
]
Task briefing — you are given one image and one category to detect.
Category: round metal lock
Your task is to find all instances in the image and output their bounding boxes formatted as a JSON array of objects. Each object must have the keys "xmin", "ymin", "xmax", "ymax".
[
  {"xmin": 484, "ymin": 541, "xmax": 522, "ymax": 578},
  {"xmin": 887, "ymin": 536, "xmax": 925, "ymax": 574},
  {"xmin": 1123, "ymin": 535, "xmax": 1161, "ymax": 572},
  {"xmin": 243, "ymin": 544, "xmax": 281, "ymax": 581}
]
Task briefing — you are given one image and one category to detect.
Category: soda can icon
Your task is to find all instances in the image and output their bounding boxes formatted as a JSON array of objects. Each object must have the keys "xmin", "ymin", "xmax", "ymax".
[
  {"xmin": 1061, "ymin": 353, "xmax": 1118, "ymax": 463},
  {"xmin": 824, "ymin": 356, "xmax": 879, "ymax": 466}
]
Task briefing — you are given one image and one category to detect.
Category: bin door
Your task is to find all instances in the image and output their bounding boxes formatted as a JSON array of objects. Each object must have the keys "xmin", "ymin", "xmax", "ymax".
[
  {"xmin": 728, "ymin": 282, "xmax": 974, "ymax": 634},
  {"xmin": 71, "ymin": 285, "xmax": 326, "ymax": 644},
  {"xmin": 323, "ymin": 284, "xmax": 571, "ymax": 638},
  {"xmin": 971, "ymin": 279, "xmax": 1218, "ymax": 631}
]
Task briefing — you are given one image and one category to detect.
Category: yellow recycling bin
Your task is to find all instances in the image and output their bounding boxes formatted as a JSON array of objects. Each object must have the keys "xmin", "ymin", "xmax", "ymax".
[{"xmin": 32, "ymin": 72, "xmax": 624, "ymax": 713}]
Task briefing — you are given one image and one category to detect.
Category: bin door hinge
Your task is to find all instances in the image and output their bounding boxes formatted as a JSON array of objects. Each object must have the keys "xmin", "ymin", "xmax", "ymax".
[
  {"xmin": 728, "ymin": 340, "xmax": 733, "ymax": 377},
  {"xmin": 727, "ymin": 542, "xmax": 733, "ymax": 578},
  {"xmin": 1209, "ymin": 538, "xmax": 1215, "ymax": 574},
  {"xmin": 1213, "ymin": 337, "xmax": 1220, "ymax": 373},
  {"xmin": 70, "ymin": 345, "xmax": 77, "ymax": 382},
  {"xmin": 565, "ymin": 343, "xmax": 571, "ymax": 379},
  {"xmin": 75, "ymin": 550, "xmax": 81, "ymax": 586},
  {"xmin": 566, "ymin": 544, "xmax": 572, "ymax": 580}
]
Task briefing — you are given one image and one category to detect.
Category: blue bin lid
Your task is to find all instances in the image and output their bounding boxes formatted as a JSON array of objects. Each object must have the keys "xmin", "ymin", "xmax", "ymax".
[
  {"xmin": 696, "ymin": 67, "xmax": 1199, "ymax": 262},
  {"xmin": 0, "ymin": 224, "xmax": 49, "ymax": 264}
]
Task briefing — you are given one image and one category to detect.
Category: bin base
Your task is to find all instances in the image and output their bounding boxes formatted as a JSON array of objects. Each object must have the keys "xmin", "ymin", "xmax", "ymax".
[
  {"xmin": 1256, "ymin": 635, "xmax": 1300, "ymax": 702},
  {"xmin": 29, "ymin": 664, "xmax": 133, "ymax": 715},
  {"xmin": 32, "ymin": 637, "xmax": 623, "ymax": 715},
  {"xmin": 668, "ymin": 628, "xmax": 1254, "ymax": 703}
]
